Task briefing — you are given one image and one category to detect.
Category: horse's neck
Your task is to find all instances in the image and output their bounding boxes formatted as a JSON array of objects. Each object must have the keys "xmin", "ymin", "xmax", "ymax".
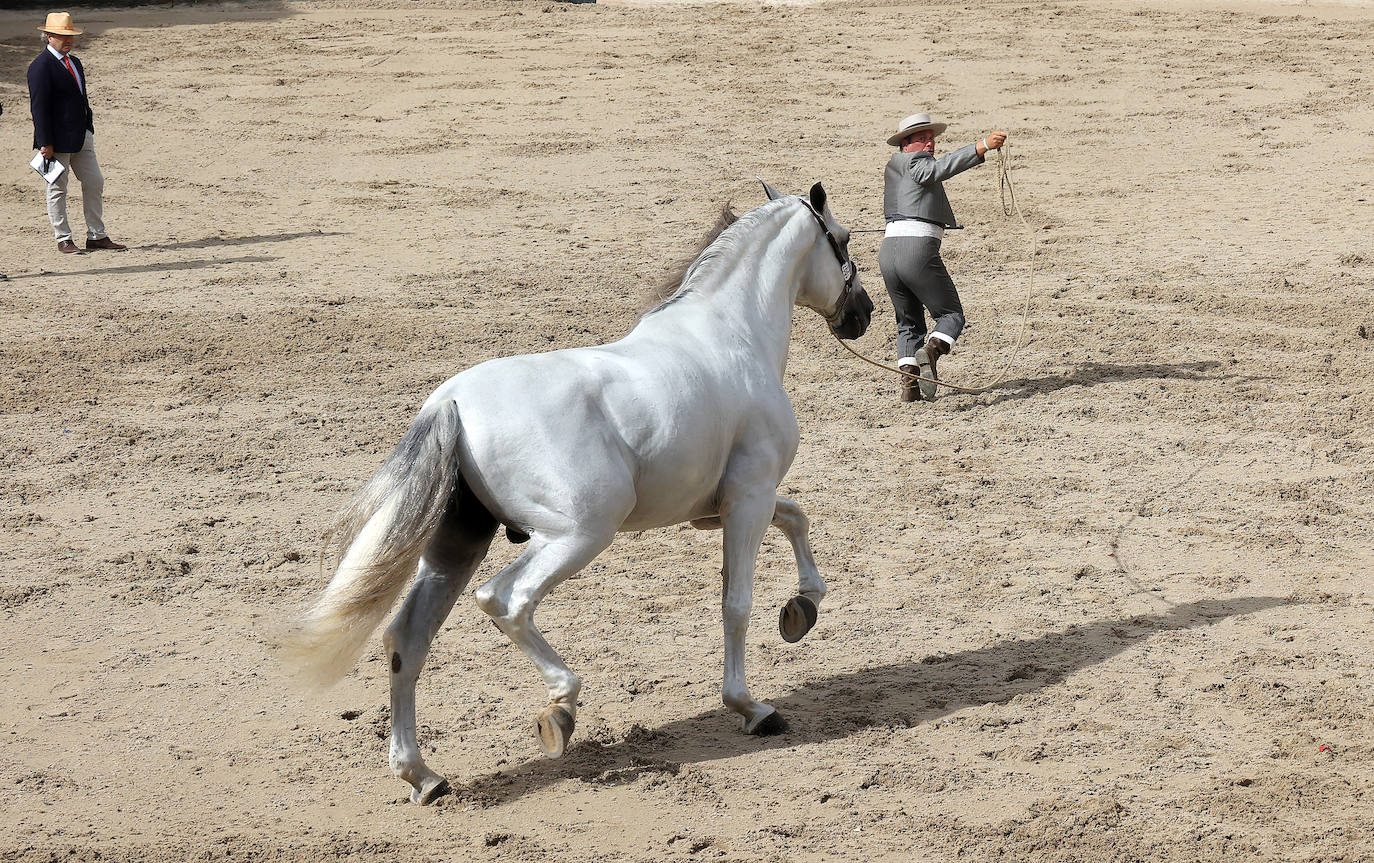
[{"xmin": 653, "ymin": 204, "xmax": 808, "ymax": 376}]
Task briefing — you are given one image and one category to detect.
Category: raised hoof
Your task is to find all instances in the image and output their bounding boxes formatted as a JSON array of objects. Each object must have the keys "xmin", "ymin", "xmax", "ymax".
[
  {"xmin": 536, "ymin": 704, "xmax": 576, "ymax": 759},
  {"xmin": 409, "ymin": 775, "xmax": 450, "ymax": 806},
  {"xmin": 778, "ymin": 595, "xmax": 818, "ymax": 643},
  {"xmin": 747, "ymin": 709, "xmax": 789, "ymax": 736}
]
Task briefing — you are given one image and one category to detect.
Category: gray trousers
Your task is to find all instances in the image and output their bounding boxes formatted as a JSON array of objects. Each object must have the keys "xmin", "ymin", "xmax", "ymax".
[
  {"xmin": 878, "ymin": 235, "xmax": 965, "ymax": 362},
  {"xmin": 45, "ymin": 130, "xmax": 107, "ymax": 243}
]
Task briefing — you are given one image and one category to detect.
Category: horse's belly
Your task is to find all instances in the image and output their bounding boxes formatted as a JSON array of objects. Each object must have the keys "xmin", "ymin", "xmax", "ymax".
[
  {"xmin": 620, "ymin": 481, "xmax": 719, "ymax": 532},
  {"xmin": 618, "ymin": 449, "xmax": 729, "ymax": 531}
]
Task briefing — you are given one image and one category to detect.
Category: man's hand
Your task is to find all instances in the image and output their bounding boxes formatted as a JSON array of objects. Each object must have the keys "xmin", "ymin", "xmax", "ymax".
[
  {"xmin": 976, "ymin": 132, "xmax": 1008, "ymax": 156},
  {"xmin": 40, "ymin": 145, "xmax": 55, "ymax": 159}
]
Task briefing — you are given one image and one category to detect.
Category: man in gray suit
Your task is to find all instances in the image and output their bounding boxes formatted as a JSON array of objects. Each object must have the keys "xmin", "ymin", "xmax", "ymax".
[{"xmin": 879, "ymin": 113, "xmax": 1006, "ymax": 402}]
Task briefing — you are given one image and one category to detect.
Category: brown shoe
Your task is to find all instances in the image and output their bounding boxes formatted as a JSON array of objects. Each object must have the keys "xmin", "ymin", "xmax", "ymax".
[
  {"xmin": 86, "ymin": 236, "xmax": 128, "ymax": 251},
  {"xmin": 919, "ymin": 338, "xmax": 951, "ymax": 402},
  {"xmin": 58, "ymin": 239, "xmax": 84, "ymax": 254},
  {"xmin": 899, "ymin": 363, "xmax": 920, "ymax": 403}
]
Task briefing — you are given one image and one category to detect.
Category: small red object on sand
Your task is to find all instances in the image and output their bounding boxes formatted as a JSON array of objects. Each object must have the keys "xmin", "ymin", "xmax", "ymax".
[{"xmin": 1318, "ymin": 745, "xmax": 1332, "ymax": 753}]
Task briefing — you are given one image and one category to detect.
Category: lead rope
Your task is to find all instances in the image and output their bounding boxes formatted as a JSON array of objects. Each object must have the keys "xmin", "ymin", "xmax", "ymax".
[{"xmin": 833, "ymin": 142, "xmax": 1037, "ymax": 395}]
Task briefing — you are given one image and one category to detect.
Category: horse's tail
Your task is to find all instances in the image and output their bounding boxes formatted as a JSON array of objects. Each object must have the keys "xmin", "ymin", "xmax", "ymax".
[{"xmin": 283, "ymin": 400, "xmax": 462, "ymax": 686}]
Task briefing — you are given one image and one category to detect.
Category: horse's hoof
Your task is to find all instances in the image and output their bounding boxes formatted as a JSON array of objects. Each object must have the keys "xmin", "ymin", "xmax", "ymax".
[
  {"xmin": 409, "ymin": 776, "xmax": 450, "ymax": 806},
  {"xmin": 747, "ymin": 709, "xmax": 789, "ymax": 736},
  {"xmin": 778, "ymin": 595, "xmax": 818, "ymax": 643},
  {"xmin": 536, "ymin": 704, "xmax": 575, "ymax": 759}
]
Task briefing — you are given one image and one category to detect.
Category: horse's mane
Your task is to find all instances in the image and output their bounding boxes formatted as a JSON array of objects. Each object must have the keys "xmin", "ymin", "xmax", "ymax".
[{"xmin": 639, "ymin": 202, "xmax": 741, "ymax": 314}]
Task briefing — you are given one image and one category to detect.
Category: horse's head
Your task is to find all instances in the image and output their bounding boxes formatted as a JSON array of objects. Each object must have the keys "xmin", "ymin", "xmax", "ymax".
[{"xmin": 761, "ymin": 180, "xmax": 873, "ymax": 341}]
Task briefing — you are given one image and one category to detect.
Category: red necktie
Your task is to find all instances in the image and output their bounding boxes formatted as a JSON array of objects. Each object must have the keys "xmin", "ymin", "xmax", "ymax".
[{"xmin": 62, "ymin": 56, "xmax": 81, "ymax": 91}]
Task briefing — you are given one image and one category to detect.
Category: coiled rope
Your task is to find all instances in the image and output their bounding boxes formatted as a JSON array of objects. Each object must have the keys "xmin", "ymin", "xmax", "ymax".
[{"xmin": 834, "ymin": 143, "xmax": 1038, "ymax": 395}]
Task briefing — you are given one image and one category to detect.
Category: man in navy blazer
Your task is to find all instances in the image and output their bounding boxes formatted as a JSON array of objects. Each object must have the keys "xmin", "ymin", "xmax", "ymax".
[{"xmin": 28, "ymin": 12, "xmax": 126, "ymax": 254}]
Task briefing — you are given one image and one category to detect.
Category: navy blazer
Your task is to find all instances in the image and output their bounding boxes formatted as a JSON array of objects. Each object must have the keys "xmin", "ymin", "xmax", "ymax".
[{"xmin": 28, "ymin": 50, "xmax": 94, "ymax": 154}]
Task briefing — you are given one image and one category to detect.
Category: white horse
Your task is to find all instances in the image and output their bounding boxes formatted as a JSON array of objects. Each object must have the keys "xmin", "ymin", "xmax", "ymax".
[{"xmin": 286, "ymin": 181, "xmax": 874, "ymax": 804}]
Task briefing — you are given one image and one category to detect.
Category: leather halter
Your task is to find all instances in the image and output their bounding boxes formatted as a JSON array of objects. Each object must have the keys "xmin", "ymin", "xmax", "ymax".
[{"xmin": 799, "ymin": 200, "xmax": 860, "ymax": 327}]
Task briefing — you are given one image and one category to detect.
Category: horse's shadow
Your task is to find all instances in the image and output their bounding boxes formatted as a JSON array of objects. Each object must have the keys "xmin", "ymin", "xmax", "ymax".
[
  {"xmin": 973, "ymin": 360, "xmax": 1226, "ymax": 406},
  {"xmin": 441, "ymin": 595, "xmax": 1286, "ymax": 806}
]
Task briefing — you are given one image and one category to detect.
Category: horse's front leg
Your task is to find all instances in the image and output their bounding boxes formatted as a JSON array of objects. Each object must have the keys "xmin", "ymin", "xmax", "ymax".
[
  {"xmin": 771, "ymin": 496, "xmax": 824, "ymax": 644},
  {"xmin": 691, "ymin": 494, "xmax": 823, "ymax": 644},
  {"xmin": 719, "ymin": 491, "xmax": 788, "ymax": 735}
]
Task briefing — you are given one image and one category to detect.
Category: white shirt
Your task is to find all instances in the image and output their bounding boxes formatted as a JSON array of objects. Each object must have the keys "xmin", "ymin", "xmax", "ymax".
[
  {"xmin": 884, "ymin": 219, "xmax": 944, "ymax": 240},
  {"xmin": 47, "ymin": 44, "xmax": 83, "ymax": 93}
]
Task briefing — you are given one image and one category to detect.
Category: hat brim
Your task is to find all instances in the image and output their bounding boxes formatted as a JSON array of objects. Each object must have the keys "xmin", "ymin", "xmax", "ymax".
[
  {"xmin": 887, "ymin": 122, "xmax": 947, "ymax": 147},
  {"xmin": 39, "ymin": 26, "xmax": 83, "ymax": 35}
]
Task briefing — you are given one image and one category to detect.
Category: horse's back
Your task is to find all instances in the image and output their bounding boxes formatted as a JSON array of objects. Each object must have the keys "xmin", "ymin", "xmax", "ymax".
[{"xmin": 424, "ymin": 342, "xmax": 759, "ymax": 532}]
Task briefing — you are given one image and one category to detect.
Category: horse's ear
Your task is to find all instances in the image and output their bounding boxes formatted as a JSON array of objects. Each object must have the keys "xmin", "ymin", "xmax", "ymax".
[
  {"xmin": 809, "ymin": 182, "xmax": 827, "ymax": 213},
  {"xmin": 758, "ymin": 177, "xmax": 784, "ymax": 201}
]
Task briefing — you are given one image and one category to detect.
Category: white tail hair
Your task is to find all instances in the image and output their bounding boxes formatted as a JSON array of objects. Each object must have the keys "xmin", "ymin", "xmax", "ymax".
[{"xmin": 283, "ymin": 400, "xmax": 462, "ymax": 686}]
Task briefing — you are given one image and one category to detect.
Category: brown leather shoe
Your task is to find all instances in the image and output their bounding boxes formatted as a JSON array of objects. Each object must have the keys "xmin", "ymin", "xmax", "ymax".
[
  {"xmin": 58, "ymin": 239, "xmax": 84, "ymax": 254},
  {"xmin": 899, "ymin": 363, "xmax": 920, "ymax": 403},
  {"xmin": 919, "ymin": 338, "xmax": 951, "ymax": 402},
  {"xmin": 86, "ymin": 236, "xmax": 128, "ymax": 251}
]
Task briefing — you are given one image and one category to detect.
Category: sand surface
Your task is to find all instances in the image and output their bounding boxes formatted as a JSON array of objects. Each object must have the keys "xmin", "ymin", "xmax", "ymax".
[{"xmin": 2, "ymin": 1, "xmax": 1372, "ymax": 860}]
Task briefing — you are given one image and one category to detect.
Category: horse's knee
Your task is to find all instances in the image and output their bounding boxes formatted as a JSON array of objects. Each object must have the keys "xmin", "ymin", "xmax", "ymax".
[
  {"xmin": 771, "ymin": 504, "xmax": 809, "ymax": 535},
  {"xmin": 722, "ymin": 597, "xmax": 751, "ymax": 628}
]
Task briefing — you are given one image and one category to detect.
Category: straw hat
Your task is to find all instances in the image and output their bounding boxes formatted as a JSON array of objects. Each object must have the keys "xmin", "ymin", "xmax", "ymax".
[
  {"xmin": 887, "ymin": 112, "xmax": 947, "ymax": 147},
  {"xmin": 38, "ymin": 12, "xmax": 83, "ymax": 36}
]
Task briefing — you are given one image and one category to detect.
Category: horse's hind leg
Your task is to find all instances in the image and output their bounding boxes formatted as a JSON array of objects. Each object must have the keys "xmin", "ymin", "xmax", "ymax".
[
  {"xmin": 771, "ymin": 496, "xmax": 824, "ymax": 643},
  {"xmin": 383, "ymin": 489, "xmax": 497, "ymax": 805},
  {"xmin": 473, "ymin": 530, "xmax": 614, "ymax": 759}
]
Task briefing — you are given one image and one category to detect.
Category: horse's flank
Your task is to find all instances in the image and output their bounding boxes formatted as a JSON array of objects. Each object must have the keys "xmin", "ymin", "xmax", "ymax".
[{"xmin": 641, "ymin": 203, "xmax": 739, "ymax": 313}]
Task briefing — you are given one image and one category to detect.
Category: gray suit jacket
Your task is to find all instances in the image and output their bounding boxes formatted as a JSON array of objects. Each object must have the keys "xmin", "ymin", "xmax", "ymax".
[{"xmin": 883, "ymin": 143, "xmax": 984, "ymax": 228}]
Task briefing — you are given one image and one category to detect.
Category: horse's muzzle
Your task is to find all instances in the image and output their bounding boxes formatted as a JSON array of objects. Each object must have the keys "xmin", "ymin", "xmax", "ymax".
[{"xmin": 829, "ymin": 287, "xmax": 874, "ymax": 340}]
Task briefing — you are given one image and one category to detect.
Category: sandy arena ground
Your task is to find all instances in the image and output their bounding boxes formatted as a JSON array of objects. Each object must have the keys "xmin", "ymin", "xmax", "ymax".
[{"xmin": 1, "ymin": 0, "xmax": 1372, "ymax": 860}]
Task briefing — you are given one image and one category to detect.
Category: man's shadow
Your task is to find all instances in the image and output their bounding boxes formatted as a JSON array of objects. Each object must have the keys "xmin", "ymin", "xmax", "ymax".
[
  {"xmin": 439, "ymin": 595, "xmax": 1286, "ymax": 806},
  {"xmin": 977, "ymin": 360, "xmax": 1225, "ymax": 406},
  {"xmin": 9, "ymin": 254, "xmax": 280, "ymax": 280},
  {"xmin": 145, "ymin": 231, "xmax": 347, "ymax": 252}
]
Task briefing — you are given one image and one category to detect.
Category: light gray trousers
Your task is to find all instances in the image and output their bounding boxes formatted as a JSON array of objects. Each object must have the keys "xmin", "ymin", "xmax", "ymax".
[
  {"xmin": 45, "ymin": 130, "xmax": 107, "ymax": 243},
  {"xmin": 878, "ymin": 235, "xmax": 966, "ymax": 362}
]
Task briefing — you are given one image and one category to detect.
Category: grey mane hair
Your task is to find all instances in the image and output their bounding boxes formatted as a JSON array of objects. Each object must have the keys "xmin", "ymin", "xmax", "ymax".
[
  {"xmin": 640, "ymin": 203, "xmax": 739, "ymax": 314},
  {"xmin": 642, "ymin": 199, "xmax": 795, "ymax": 316}
]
